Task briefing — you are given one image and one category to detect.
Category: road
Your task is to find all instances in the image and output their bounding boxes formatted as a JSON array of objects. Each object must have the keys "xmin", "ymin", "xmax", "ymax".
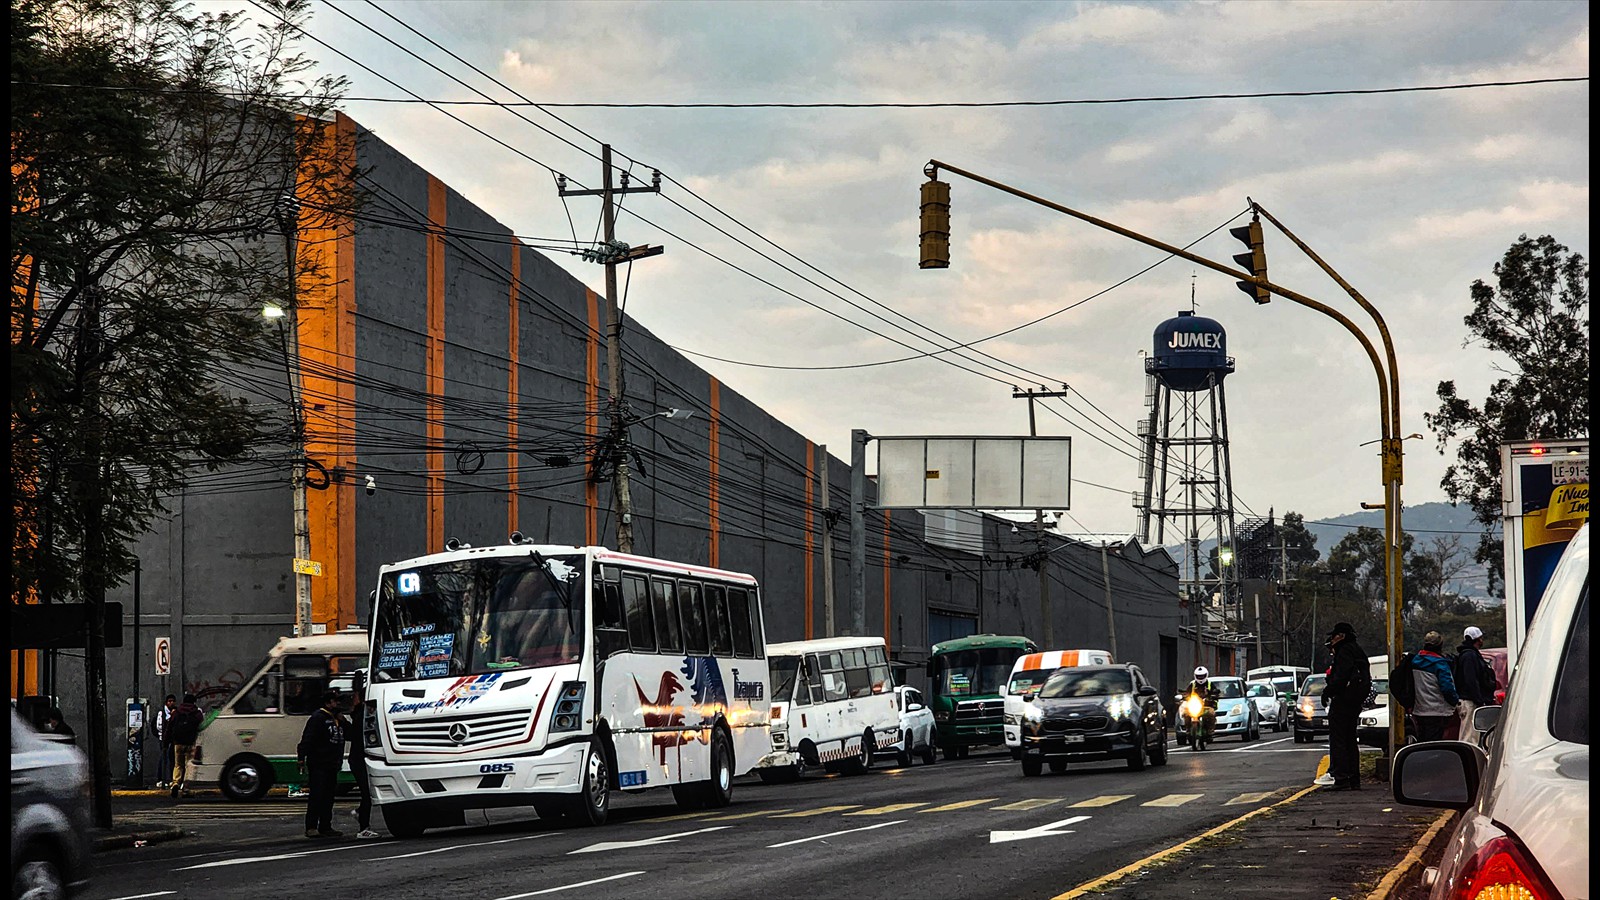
[{"xmin": 91, "ymin": 731, "xmax": 1329, "ymax": 900}]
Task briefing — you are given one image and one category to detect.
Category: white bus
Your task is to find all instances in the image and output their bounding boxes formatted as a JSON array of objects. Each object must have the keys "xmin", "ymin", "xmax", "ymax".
[
  {"xmin": 189, "ymin": 629, "xmax": 369, "ymax": 801},
  {"xmin": 362, "ymin": 538, "xmax": 771, "ymax": 836},
  {"xmin": 760, "ymin": 636, "xmax": 899, "ymax": 781}
]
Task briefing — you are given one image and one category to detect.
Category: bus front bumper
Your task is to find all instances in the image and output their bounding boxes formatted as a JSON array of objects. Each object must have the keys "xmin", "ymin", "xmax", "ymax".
[{"xmin": 366, "ymin": 741, "xmax": 587, "ymax": 806}]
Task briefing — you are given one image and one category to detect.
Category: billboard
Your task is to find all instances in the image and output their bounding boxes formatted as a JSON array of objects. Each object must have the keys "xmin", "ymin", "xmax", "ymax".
[{"xmin": 875, "ymin": 436, "xmax": 1071, "ymax": 509}]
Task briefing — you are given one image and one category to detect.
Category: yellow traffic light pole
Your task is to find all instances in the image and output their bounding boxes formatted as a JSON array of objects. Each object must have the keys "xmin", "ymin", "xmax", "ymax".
[{"xmin": 920, "ymin": 159, "xmax": 1406, "ymax": 763}]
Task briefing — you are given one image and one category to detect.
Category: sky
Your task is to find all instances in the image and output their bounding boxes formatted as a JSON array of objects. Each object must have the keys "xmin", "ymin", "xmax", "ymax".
[{"xmin": 214, "ymin": 0, "xmax": 1589, "ymax": 539}]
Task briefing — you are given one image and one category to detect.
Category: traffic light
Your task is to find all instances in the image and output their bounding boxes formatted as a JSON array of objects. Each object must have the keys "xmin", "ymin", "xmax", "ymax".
[
  {"xmin": 919, "ymin": 178, "xmax": 950, "ymax": 269},
  {"xmin": 1229, "ymin": 217, "xmax": 1269, "ymax": 303}
]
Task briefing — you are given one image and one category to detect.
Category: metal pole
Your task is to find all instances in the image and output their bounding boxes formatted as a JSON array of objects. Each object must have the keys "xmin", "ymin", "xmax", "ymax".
[
  {"xmin": 130, "ymin": 560, "xmax": 142, "ymax": 787},
  {"xmin": 601, "ymin": 145, "xmax": 637, "ymax": 553},
  {"xmin": 280, "ymin": 199, "xmax": 312, "ymax": 638},
  {"xmin": 820, "ymin": 445, "xmax": 836, "ymax": 638},
  {"xmin": 850, "ymin": 429, "xmax": 869, "ymax": 637},
  {"xmin": 1101, "ymin": 544, "xmax": 1117, "ymax": 659}
]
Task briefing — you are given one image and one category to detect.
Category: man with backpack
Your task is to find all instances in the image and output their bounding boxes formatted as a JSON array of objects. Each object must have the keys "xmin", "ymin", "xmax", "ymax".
[
  {"xmin": 1453, "ymin": 625, "xmax": 1497, "ymax": 747},
  {"xmin": 1403, "ymin": 631, "xmax": 1459, "ymax": 742},
  {"xmin": 167, "ymin": 693, "xmax": 205, "ymax": 797}
]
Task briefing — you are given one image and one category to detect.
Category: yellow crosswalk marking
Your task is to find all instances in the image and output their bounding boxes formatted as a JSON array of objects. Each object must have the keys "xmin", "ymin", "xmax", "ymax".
[
  {"xmin": 705, "ymin": 808, "xmax": 792, "ymax": 821},
  {"xmin": 992, "ymin": 798, "xmax": 1062, "ymax": 811},
  {"xmin": 1070, "ymin": 794, "xmax": 1134, "ymax": 808},
  {"xmin": 1225, "ymin": 791, "xmax": 1276, "ymax": 805},
  {"xmin": 772, "ymin": 805, "xmax": 861, "ymax": 818},
  {"xmin": 844, "ymin": 802, "xmax": 930, "ymax": 816},
  {"xmin": 920, "ymin": 799, "xmax": 996, "ymax": 813},
  {"xmin": 1143, "ymin": 793, "xmax": 1203, "ymax": 807},
  {"xmin": 634, "ymin": 811, "xmax": 714, "ymax": 824}
]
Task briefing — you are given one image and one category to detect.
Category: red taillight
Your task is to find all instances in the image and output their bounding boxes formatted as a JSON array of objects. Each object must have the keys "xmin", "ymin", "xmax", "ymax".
[{"xmin": 1450, "ymin": 835, "xmax": 1561, "ymax": 900}]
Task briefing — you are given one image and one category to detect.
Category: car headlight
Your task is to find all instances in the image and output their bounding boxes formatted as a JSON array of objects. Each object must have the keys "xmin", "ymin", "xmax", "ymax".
[
  {"xmin": 1360, "ymin": 716, "xmax": 1377, "ymax": 727},
  {"xmin": 1105, "ymin": 694, "xmax": 1135, "ymax": 720}
]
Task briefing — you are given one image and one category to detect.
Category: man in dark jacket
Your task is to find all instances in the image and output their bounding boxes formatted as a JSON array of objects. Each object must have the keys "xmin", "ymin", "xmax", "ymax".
[
  {"xmin": 167, "ymin": 694, "xmax": 205, "ymax": 797},
  {"xmin": 1321, "ymin": 622, "xmax": 1369, "ymax": 791},
  {"xmin": 297, "ymin": 690, "xmax": 346, "ymax": 838},
  {"xmin": 1453, "ymin": 625, "xmax": 1496, "ymax": 747}
]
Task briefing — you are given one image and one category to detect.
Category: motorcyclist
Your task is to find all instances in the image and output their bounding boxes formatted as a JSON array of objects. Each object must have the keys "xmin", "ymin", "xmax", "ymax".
[{"xmin": 1181, "ymin": 666, "xmax": 1221, "ymax": 743}]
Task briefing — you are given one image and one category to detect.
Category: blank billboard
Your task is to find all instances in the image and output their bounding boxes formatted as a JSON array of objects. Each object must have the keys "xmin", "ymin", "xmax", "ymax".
[{"xmin": 876, "ymin": 436, "xmax": 1071, "ymax": 509}]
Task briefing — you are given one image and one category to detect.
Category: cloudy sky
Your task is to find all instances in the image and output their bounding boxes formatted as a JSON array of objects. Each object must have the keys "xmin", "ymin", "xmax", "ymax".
[{"xmin": 220, "ymin": 0, "xmax": 1589, "ymax": 537}]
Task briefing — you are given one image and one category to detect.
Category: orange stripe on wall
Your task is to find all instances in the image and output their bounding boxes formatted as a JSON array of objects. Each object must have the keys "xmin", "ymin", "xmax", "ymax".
[
  {"xmin": 507, "ymin": 240, "xmax": 520, "ymax": 536},
  {"xmin": 425, "ymin": 176, "xmax": 447, "ymax": 552},
  {"xmin": 804, "ymin": 442, "xmax": 815, "ymax": 640},
  {"xmin": 584, "ymin": 290, "xmax": 600, "ymax": 546},
  {"xmin": 883, "ymin": 511, "xmax": 892, "ymax": 645},
  {"xmin": 708, "ymin": 378, "xmax": 721, "ymax": 567}
]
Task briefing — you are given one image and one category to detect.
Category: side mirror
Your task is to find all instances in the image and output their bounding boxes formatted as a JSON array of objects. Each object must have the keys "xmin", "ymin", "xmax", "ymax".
[
  {"xmin": 1471, "ymin": 705, "xmax": 1502, "ymax": 735},
  {"xmin": 1391, "ymin": 741, "xmax": 1484, "ymax": 809},
  {"xmin": 907, "ymin": 702, "xmax": 924, "ymax": 713},
  {"xmin": 1137, "ymin": 685, "xmax": 1158, "ymax": 697}
]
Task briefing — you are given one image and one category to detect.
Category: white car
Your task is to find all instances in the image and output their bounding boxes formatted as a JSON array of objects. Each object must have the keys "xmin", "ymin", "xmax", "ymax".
[
  {"xmin": 1392, "ymin": 522, "xmax": 1588, "ymax": 900},
  {"xmin": 873, "ymin": 685, "xmax": 937, "ymax": 767},
  {"xmin": 1245, "ymin": 681, "xmax": 1288, "ymax": 732}
]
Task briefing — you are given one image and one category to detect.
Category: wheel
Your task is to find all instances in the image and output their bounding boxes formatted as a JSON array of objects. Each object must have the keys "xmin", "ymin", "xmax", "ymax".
[
  {"xmin": 1176, "ymin": 730, "xmax": 1189, "ymax": 747},
  {"xmin": 1048, "ymin": 760, "xmax": 1068, "ymax": 773},
  {"xmin": 12, "ymin": 845, "xmax": 66, "ymax": 900},
  {"xmin": 919, "ymin": 736, "xmax": 937, "ymax": 765},
  {"xmin": 957, "ymin": 745, "xmax": 969, "ymax": 759},
  {"xmin": 840, "ymin": 732, "xmax": 873, "ymax": 775},
  {"xmin": 696, "ymin": 729, "xmax": 734, "ymax": 808},
  {"xmin": 220, "ymin": 756, "xmax": 271, "ymax": 802},
  {"xmin": 1127, "ymin": 727, "xmax": 1147, "ymax": 770},
  {"xmin": 1021, "ymin": 757, "xmax": 1043, "ymax": 777},
  {"xmin": 569, "ymin": 740, "xmax": 611, "ymax": 825},
  {"xmin": 758, "ymin": 764, "xmax": 801, "ymax": 784},
  {"xmin": 382, "ymin": 804, "xmax": 426, "ymax": 839},
  {"xmin": 1149, "ymin": 726, "xmax": 1169, "ymax": 766},
  {"xmin": 1244, "ymin": 714, "xmax": 1258, "ymax": 742},
  {"xmin": 942, "ymin": 745, "xmax": 959, "ymax": 761},
  {"xmin": 1294, "ymin": 730, "xmax": 1308, "ymax": 744},
  {"xmin": 895, "ymin": 738, "xmax": 913, "ymax": 768}
]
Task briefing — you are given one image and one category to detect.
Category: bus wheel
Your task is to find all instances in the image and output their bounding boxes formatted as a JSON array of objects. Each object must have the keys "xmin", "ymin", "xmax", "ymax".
[
  {"xmin": 567, "ymin": 740, "xmax": 611, "ymax": 826},
  {"xmin": 220, "ymin": 756, "xmax": 271, "ymax": 802},
  {"xmin": 841, "ymin": 733, "xmax": 873, "ymax": 775},
  {"xmin": 699, "ymin": 728, "xmax": 734, "ymax": 808},
  {"xmin": 381, "ymin": 805, "xmax": 426, "ymax": 839}
]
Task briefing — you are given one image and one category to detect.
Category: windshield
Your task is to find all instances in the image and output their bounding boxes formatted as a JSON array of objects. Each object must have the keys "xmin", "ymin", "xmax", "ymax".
[
  {"xmin": 1039, "ymin": 668, "xmax": 1132, "ymax": 698},
  {"xmin": 1301, "ymin": 677, "xmax": 1327, "ymax": 697},
  {"xmin": 1213, "ymin": 680, "xmax": 1245, "ymax": 699},
  {"xmin": 1247, "ymin": 683, "xmax": 1274, "ymax": 698},
  {"xmin": 372, "ymin": 554, "xmax": 584, "ymax": 680},
  {"xmin": 770, "ymin": 655, "xmax": 802, "ymax": 702},
  {"xmin": 932, "ymin": 648, "xmax": 1022, "ymax": 697},
  {"xmin": 1008, "ymin": 668, "xmax": 1054, "ymax": 696}
]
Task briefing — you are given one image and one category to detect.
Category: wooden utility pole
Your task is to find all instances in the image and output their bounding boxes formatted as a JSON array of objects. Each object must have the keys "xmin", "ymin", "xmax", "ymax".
[
  {"xmin": 820, "ymin": 444, "xmax": 836, "ymax": 637},
  {"xmin": 1100, "ymin": 543, "xmax": 1118, "ymax": 659},
  {"xmin": 1013, "ymin": 386, "xmax": 1069, "ymax": 647},
  {"xmin": 558, "ymin": 145, "xmax": 661, "ymax": 551}
]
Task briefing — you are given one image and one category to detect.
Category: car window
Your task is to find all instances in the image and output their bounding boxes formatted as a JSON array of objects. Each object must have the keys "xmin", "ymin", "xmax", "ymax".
[
  {"xmin": 1214, "ymin": 680, "xmax": 1244, "ymax": 699},
  {"xmin": 1302, "ymin": 677, "xmax": 1327, "ymax": 697},
  {"xmin": 1550, "ymin": 585, "xmax": 1589, "ymax": 745},
  {"xmin": 1039, "ymin": 668, "xmax": 1132, "ymax": 698},
  {"xmin": 1247, "ymin": 684, "xmax": 1272, "ymax": 698},
  {"xmin": 1008, "ymin": 669, "xmax": 1053, "ymax": 695}
]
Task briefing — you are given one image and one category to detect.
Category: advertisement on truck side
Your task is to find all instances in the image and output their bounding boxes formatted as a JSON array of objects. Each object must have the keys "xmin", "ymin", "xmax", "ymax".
[{"xmin": 1500, "ymin": 439, "xmax": 1588, "ymax": 666}]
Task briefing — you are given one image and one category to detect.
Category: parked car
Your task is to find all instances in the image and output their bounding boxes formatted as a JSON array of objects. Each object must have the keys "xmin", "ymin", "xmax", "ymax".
[
  {"xmin": 1245, "ymin": 680, "xmax": 1288, "ymax": 732},
  {"xmin": 1175, "ymin": 676, "xmax": 1259, "ymax": 744},
  {"xmin": 1016, "ymin": 663, "xmax": 1167, "ymax": 775},
  {"xmin": 1392, "ymin": 522, "xmax": 1588, "ymax": 900},
  {"xmin": 872, "ymin": 685, "xmax": 937, "ymax": 767},
  {"xmin": 11, "ymin": 707, "xmax": 93, "ymax": 899},
  {"xmin": 1294, "ymin": 673, "xmax": 1329, "ymax": 743}
]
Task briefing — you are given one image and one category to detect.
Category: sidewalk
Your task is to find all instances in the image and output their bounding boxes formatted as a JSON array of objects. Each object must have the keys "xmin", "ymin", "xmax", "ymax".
[{"xmin": 95, "ymin": 782, "xmax": 297, "ymax": 852}]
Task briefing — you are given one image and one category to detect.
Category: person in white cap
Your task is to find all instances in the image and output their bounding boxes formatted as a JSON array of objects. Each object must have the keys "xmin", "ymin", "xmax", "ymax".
[{"xmin": 1453, "ymin": 625, "xmax": 1496, "ymax": 746}]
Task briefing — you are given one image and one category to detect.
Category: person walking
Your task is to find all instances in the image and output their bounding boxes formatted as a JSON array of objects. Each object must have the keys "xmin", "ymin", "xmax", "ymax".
[
  {"xmin": 1407, "ymin": 631, "xmax": 1459, "ymax": 742},
  {"xmin": 167, "ymin": 693, "xmax": 205, "ymax": 797},
  {"xmin": 348, "ymin": 681, "xmax": 379, "ymax": 839},
  {"xmin": 297, "ymin": 690, "xmax": 346, "ymax": 838},
  {"xmin": 1322, "ymin": 622, "xmax": 1370, "ymax": 791},
  {"xmin": 1453, "ymin": 625, "xmax": 1496, "ymax": 746},
  {"xmin": 154, "ymin": 695, "xmax": 177, "ymax": 789}
]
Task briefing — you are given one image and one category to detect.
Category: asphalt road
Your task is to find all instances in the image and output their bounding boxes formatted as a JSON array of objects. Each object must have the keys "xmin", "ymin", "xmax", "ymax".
[{"xmin": 91, "ymin": 731, "xmax": 1334, "ymax": 900}]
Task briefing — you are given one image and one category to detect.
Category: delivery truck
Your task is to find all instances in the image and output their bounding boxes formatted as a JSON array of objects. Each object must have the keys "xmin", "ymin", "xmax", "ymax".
[{"xmin": 1499, "ymin": 439, "xmax": 1588, "ymax": 666}]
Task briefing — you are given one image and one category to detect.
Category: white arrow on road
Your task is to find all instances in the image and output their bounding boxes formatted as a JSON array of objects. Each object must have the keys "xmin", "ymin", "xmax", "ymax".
[
  {"xmin": 989, "ymin": 814, "xmax": 1091, "ymax": 844},
  {"xmin": 568, "ymin": 825, "xmax": 730, "ymax": 855}
]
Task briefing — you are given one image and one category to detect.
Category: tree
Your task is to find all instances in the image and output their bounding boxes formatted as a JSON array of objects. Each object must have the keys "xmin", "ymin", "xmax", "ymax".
[
  {"xmin": 11, "ymin": 0, "xmax": 358, "ymax": 826},
  {"xmin": 1425, "ymin": 234, "xmax": 1590, "ymax": 597}
]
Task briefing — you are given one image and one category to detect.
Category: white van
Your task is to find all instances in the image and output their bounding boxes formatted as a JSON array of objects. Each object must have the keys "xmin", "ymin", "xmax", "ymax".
[
  {"xmin": 188, "ymin": 628, "xmax": 369, "ymax": 800},
  {"xmin": 759, "ymin": 636, "xmax": 899, "ymax": 782},
  {"xmin": 1000, "ymin": 649, "xmax": 1114, "ymax": 754}
]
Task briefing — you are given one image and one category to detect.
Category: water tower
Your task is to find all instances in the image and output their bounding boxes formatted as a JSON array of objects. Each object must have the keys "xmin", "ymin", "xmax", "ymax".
[{"xmin": 1134, "ymin": 310, "xmax": 1244, "ymax": 663}]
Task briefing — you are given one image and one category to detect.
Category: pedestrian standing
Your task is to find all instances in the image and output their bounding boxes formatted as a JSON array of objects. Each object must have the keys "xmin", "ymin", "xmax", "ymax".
[
  {"xmin": 154, "ymin": 694, "xmax": 177, "ymax": 789},
  {"xmin": 1407, "ymin": 631, "xmax": 1459, "ymax": 742},
  {"xmin": 1453, "ymin": 625, "xmax": 1496, "ymax": 747},
  {"xmin": 44, "ymin": 707, "xmax": 76, "ymax": 745},
  {"xmin": 1322, "ymin": 622, "xmax": 1370, "ymax": 791},
  {"xmin": 348, "ymin": 681, "xmax": 379, "ymax": 839},
  {"xmin": 167, "ymin": 693, "xmax": 205, "ymax": 797},
  {"xmin": 297, "ymin": 690, "xmax": 346, "ymax": 838}
]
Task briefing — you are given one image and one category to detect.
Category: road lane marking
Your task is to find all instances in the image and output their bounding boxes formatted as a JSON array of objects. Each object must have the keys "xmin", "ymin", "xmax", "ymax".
[
  {"xmin": 766, "ymin": 819, "xmax": 906, "ymax": 848},
  {"xmin": 993, "ymin": 798, "xmax": 1062, "ymax": 811},
  {"xmin": 844, "ymin": 802, "xmax": 930, "ymax": 816},
  {"xmin": 1070, "ymin": 795, "xmax": 1134, "ymax": 808},
  {"xmin": 1142, "ymin": 794, "xmax": 1204, "ymax": 807},
  {"xmin": 920, "ymin": 799, "xmax": 997, "ymax": 813},
  {"xmin": 991, "ymin": 815, "xmax": 1091, "ymax": 844},
  {"xmin": 369, "ymin": 833, "xmax": 552, "ymax": 861},
  {"xmin": 569, "ymin": 825, "xmax": 730, "ymax": 855},
  {"xmin": 632, "ymin": 810, "xmax": 714, "ymax": 824},
  {"xmin": 1224, "ymin": 791, "xmax": 1277, "ymax": 805},
  {"xmin": 772, "ymin": 805, "xmax": 861, "ymax": 817},
  {"xmin": 177, "ymin": 843, "xmax": 369, "ymax": 869},
  {"xmin": 104, "ymin": 893, "xmax": 177, "ymax": 900},
  {"xmin": 491, "ymin": 871, "xmax": 644, "ymax": 899},
  {"xmin": 704, "ymin": 808, "xmax": 792, "ymax": 820}
]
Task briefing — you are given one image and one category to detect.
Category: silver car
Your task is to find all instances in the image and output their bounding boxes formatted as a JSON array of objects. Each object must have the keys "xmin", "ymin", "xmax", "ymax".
[
  {"xmin": 11, "ymin": 708, "xmax": 93, "ymax": 899},
  {"xmin": 1392, "ymin": 522, "xmax": 1588, "ymax": 900}
]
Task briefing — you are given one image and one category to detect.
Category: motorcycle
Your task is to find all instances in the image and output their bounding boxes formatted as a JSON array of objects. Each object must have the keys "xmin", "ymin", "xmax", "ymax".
[{"xmin": 1182, "ymin": 693, "xmax": 1216, "ymax": 751}]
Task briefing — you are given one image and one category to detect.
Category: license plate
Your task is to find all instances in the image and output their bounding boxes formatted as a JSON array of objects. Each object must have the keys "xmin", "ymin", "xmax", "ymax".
[{"xmin": 1064, "ymin": 734, "xmax": 1085, "ymax": 744}]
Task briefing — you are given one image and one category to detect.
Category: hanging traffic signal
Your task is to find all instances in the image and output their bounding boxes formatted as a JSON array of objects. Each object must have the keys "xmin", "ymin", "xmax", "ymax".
[
  {"xmin": 1229, "ymin": 218, "xmax": 1269, "ymax": 303},
  {"xmin": 919, "ymin": 178, "xmax": 950, "ymax": 269}
]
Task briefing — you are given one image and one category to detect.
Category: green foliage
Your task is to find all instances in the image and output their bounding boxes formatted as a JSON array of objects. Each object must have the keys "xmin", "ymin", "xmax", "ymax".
[{"xmin": 1425, "ymin": 234, "xmax": 1590, "ymax": 597}]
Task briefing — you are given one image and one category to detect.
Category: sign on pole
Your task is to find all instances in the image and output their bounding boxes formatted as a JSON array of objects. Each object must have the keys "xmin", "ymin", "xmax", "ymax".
[
  {"xmin": 154, "ymin": 636, "xmax": 171, "ymax": 676},
  {"xmin": 293, "ymin": 558, "xmax": 323, "ymax": 576}
]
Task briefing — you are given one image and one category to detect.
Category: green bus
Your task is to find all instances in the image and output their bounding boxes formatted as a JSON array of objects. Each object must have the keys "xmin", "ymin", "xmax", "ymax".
[{"xmin": 926, "ymin": 634, "xmax": 1037, "ymax": 759}]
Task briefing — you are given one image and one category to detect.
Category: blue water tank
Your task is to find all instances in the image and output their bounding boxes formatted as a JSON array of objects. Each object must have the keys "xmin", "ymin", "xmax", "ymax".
[{"xmin": 1146, "ymin": 310, "xmax": 1234, "ymax": 391}]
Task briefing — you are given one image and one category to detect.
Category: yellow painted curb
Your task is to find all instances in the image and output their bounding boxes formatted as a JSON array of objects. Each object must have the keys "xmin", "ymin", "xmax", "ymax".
[
  {"xmin": 1363, "ymin": 809, "xmax": 1455, "ymax": 900},
  {"xmin": 1052, "ymin": 785, "xmax": 1321, "ymax": 900},
  {"xmin": 1316, "ymin": 754, "xmax": 1331, "ymax": 778}
]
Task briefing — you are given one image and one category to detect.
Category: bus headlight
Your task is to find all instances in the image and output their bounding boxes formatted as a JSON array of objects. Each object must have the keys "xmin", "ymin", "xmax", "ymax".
[{"xmin": 550, "ymin": 681, "xmax": 586, "ymax": 733}]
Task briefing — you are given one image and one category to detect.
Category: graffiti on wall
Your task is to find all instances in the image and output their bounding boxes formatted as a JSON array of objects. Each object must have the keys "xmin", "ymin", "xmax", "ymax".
[{"xmin": 185, "ymin": 669, "xmax": 247, "ymax": 706}]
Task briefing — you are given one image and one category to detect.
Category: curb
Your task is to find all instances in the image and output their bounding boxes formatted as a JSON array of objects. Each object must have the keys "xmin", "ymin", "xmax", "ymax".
[
  {"xmin": 1364, "ymin": 809, "xmax": 1456, "ymax": 900},
  {"xmin": 94, "ymin": 827, "xmax": 189, "ymax": 852}
]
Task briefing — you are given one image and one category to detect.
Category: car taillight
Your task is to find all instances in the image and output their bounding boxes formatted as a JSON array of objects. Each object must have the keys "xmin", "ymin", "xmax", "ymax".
[{"xmin": 1450, "ymin": 834, "xmax": 1562, "ymax": 900}]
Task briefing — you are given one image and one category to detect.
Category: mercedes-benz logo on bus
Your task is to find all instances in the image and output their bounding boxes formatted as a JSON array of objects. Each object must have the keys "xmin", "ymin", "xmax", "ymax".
[{"xmin": 448, "ymin": 722, "xmax": 471, "ymax": 744}]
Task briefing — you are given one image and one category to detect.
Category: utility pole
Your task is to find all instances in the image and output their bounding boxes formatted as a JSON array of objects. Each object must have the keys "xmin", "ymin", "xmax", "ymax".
[
  {"xmin": 849, "ymin": 430, "xmax": 869, "ymax": 637},
  {"xmin": 558, "ymin": 145, "xmax": 661, "ymax": 552},
  {"xmin": 1100, "ymin": 543, "xmax": 1118, "ymax": 659},
  {"xmin": 276, "ymin": 196, "xmax": 313, "ymax": 639},
  {"xmin": 1013, "ymin": 386, "xmax": 1069, "ymax": 647},
  {"xmin": 820, "ymin": 445, "xmax": 836, "ymax": 638}
]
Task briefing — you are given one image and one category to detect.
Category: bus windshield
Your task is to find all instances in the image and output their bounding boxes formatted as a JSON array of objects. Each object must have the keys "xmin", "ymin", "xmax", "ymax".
[
  {"xmin": 372, "ymin": 554, "xmax": 585, "ymax": 680},
  {"xmin": 932, "ymin": 648, "xmax": 1015, "ymax": 697},
  {"xmin": 770, "ymin": 655, "xmax": 802, "ymax": 702}
]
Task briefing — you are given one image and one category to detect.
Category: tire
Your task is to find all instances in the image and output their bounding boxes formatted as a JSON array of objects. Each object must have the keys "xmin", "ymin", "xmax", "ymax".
[
  {"xmin": 1149, "ymin": 726, "xmax": 1169, "ymax": 767},
  {"xmin": 1294, "ymin": 730, "xmax": 1308, "ymax": 744},
  {"xmin": 697, "ymin": 729, "xmax": 734, "ymax": 808},
  {"xmin": 896, "ymin": 738, "xmax": 913, "ymax": 768},
  {"xmin": 1244, "ymin": 715, "xmax": 1258, "ymax": 743},
  {"xmin": 942, "ymin": 745, "xmax": 959, "ymax": 761},
  {"xmin": 758, "ymin": 764, "xmax": 801, "ymax": 784},
  {"xmin": 220, "ymin": 756, "xmax": 272, "ymax": 802},
  {"xmin": 1048, "ymin": 760, "xmax": 1068, "ymax": 774},
  {"xmin": 382, "ymin": 804, "xmax": 426, "ymax": 839},
  {"xmin": 1021, "ymin": 757, "xmax": 1043, "ymax": 777},
  {"xmin": 569, "ymin": 740, "xmax": 611, "ymax": 825},
  {"xmin": 1177, "ymin": 730, "xmax": 1189, "ymax": 747},
  {"xmin": 12, "ymin": 845, "xmax": 65, "ymax": 900},
  {"xmin": 840, "ymin": 732, "xmax": 873, "ymax": 776},
  {"xmin": 919, "ymin": 737, "xmax": 937, "ymax": 765},
  {"xmin": 1127, "ymin": 728, "xmax": 1147, "ymax": 770}
]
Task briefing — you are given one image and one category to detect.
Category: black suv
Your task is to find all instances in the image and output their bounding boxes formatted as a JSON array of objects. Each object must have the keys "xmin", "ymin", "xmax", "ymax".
[{"xmin": 1016, "ymin": 663, "xmax": 1169, "ymax": 775}]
